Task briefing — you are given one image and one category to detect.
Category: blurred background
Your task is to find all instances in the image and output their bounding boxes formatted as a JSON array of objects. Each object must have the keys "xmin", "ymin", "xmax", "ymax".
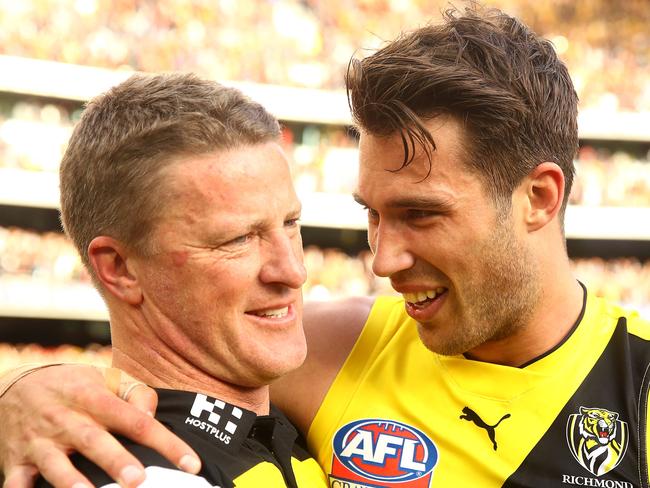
[{"xmin": 0, "ymin": 0, "xmax": 649, "ymax": 370}]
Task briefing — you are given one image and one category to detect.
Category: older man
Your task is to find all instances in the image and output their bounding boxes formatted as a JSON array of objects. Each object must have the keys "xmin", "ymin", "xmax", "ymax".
[
  {"xmin": 7, "ymin": 72, "xmax": 326, "ymax": 488},
  {"xmin": 2, "ymin": 5, "xmax": 650, "ymax": 488}
]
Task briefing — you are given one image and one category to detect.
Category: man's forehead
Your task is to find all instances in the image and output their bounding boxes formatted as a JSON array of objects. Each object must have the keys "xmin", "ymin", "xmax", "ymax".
[
  {"xmin": 358, "ymin": 118, "xmax": 470, "ymax": 179},
  {"xmin": 160, "ymin": 145, "xmax": 297, "ymax": 213},
  {"xmin": 357, "ymin": 142, "xmax": 435, "ymax": 182},
  {"xmin": 358, "ymin": 116, "xmax": 463, "ymax": 152},
  {"xmin": 168, "ymin": 143, "xmax": 290, "ymax": 181}
]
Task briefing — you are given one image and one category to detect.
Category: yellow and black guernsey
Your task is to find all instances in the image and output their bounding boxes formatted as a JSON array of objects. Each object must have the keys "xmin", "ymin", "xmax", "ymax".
[
  {"xmin": 36, "ymin": 388, "xmax": 327, "ymax": 488},
  {"xmin": 308, "ymin": 285, "xmax": 650, "ymax": 488}
]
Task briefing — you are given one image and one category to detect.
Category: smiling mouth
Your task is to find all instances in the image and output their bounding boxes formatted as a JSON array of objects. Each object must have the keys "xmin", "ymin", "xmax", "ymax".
[
  {"xmin": 402, "ymin": 287, "xmax": 447, "ymax": 308},
  {"xmin": 248, "ymin": 306, "xmax": 289, "ymax": 319}
]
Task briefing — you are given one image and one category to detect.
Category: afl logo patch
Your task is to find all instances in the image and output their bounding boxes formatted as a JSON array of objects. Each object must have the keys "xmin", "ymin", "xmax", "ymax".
[{"xmin": 330, "ymin": 419, "xmax": 437, "ymax": 487}]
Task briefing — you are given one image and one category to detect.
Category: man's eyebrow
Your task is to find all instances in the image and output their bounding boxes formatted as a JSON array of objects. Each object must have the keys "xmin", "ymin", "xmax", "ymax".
[
  {"xmin": 352, "ymin": 193, "xmax": 367, "ymax": 207},
  {"xmin": 213, "ymin": 204, "xmax": 303, "ymax": 237},
  {"xmin": 352, "ymin": 193, "xmax": 453, "ymax": 210},
  {"xmin": 385, "ymin": 196, "xmax": 454, "ymax": 210},
  {"xmin": 287, "ymin": 204, "xmax": 303, "ymax": 218}
]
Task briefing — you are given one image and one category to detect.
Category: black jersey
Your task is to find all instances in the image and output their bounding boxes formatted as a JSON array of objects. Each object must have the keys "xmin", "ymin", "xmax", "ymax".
[{"xmin": 36, "ymin": 388, "xmax": 326, "ymax": 487}]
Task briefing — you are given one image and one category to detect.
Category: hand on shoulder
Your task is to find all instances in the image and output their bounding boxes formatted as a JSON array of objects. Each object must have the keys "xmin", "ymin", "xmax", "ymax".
[{"xmin": 0, "ymin": 364, "xmax": 200, "ymax": 488}]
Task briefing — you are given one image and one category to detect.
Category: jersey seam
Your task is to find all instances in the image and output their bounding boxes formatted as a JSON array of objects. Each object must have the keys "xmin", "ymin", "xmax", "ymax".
[{"xmin": 637, "ymin": 359, "xmax": 650, "ymax": 488}]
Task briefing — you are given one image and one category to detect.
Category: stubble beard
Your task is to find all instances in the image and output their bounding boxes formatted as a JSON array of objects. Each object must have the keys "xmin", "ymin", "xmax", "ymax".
[{"xmin": 424, "ymin": 217, "xmax": 541, "ymax": 357}]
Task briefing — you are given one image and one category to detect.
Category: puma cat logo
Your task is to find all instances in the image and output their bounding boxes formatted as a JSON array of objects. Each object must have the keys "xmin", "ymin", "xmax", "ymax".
[{"xmin": 460, "ymin": 406, "xmax": 511, "ymax": 450}]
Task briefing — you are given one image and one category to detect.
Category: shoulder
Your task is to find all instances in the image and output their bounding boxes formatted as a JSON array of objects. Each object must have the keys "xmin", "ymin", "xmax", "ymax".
[
  {"xmin": 303, "ymin": 296, "xmax": 376, "ymax": 345},
  {"xmin": 35, "ymin": 446, "xmax": 176, "ymax": 488},
  {"xmin": 271, "ymin": 296, "xmax": 377, "ymax": 434},
  {"xmin": 98, "ymin": 466, "xmax": 216, "ymax": 488},
  {"xmin": 108, "ymin": 466, "xmax": 216, "ymax": 487},
  {"xmin": 36, "ymin": 441, "xmax": 219, "ymax": 488},
  {"xmin": 302, "ymin": 296, "xmax": 406, "ymax": 364},
  {"xmin": 302, "ymin": 296, "xmax": 377, "ymax": 394},
  {"xmin": 596, "ymin": 296, "xmax": 650, "ymax": 342},
  {"xmin": 623, "ymin": 309, "xmax": 650, "ymax": 342}
]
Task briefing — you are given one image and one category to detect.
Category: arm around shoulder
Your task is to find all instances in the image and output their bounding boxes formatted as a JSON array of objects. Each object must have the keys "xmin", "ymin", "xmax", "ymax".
[
  {"xmin": 0, "ymin": 364, "xmax": 201, "ymax": 488},
  {"xmin": 271, "ymin": 296, "xmax": 376, "ymax": 435}
]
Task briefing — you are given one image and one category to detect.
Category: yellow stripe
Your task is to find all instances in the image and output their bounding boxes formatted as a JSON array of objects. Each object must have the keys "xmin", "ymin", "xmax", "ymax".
[
  {"xmin": 291, "ymin": 457, "xmax": 328, "ymax": 487},
  {"xmin": 231, "ymin": 458, "xmax": 328, "ymax": 487},
  {"xmin": 232, "ymin": 462, "xmax": 286, "ymax": 487}
]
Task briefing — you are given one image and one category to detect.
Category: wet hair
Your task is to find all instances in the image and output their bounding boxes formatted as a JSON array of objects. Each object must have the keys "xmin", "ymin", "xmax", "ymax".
[{"xmin": 346, "ymin": 4, "xmax": 578, "ymax": 216}]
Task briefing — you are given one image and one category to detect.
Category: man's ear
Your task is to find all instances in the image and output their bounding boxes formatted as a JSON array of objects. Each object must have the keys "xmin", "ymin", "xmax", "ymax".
[
  {"xmin": 522, "ymin": 162, "xmax": 565, "ymax": 232},
  {"xmin": 88, "ymin": 236, "xmax": 143, "ymax": 305}
]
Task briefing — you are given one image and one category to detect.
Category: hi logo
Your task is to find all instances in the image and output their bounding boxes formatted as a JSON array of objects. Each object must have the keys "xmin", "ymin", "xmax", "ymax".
[
  {"xmin": 566, "ymin": 406, "xmax": 629, "ymax": 477},
  {"xmin": 330, "ymin": 419, "xmax": 437, "ymax": 488},
  {"xmin": 185, "ymin": 393, "xmax": 243, "ymax": 445},
  {"xmin": 459, "ymin": 407, "xmax": 510, "ymax": 451}
]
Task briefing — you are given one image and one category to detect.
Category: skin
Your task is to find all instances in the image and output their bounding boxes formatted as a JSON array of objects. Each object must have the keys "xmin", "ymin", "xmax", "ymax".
[
  {"xmin": 0, "ymin": 117, "xmax": 585, "ymax": 488},
  {"xmin": 95, "ymin": 141, "xmax": 308, "ymax": 414},
  {"xmin": 354, "ymin": 117, "xmax": 543, "ymax": 359},
  {"xmin": 1, "ymin": 141, "xmax": 308, "ymax": 488},
  {"xmin": 0, "ymin": 365, "xmax": 198, "ymax": 488},
  {"xmin": 274, "ymin": 115, "xmax": 584, "ymax": 430}
]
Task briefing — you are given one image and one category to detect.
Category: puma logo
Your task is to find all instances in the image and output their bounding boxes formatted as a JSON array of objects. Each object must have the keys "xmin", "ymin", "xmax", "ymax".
[{"xmin": 460, "ymin": 406, "xmax": 511, "ymax": 450}]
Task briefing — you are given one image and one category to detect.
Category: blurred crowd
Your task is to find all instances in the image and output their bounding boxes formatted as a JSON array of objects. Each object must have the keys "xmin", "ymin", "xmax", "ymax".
[
  {"xmin": 1, "ymin": 99, "xmax": 649, "ymax": 206},
  {"xmin": 0, "ymin": 0, "xmax": 648, "ymax": 112},
  {"xmin": 569, "ymin": 145, "xmax": 650, "ymax": 208},
  {"xmin": 0, "ymin": 342, "xmax": 112, "ymax": 375},
  {"xmin": 1, "ymin": 226, "xmax": 648, "ymax": 317},
  {"xmin": 5, "ymin": 244, "xmax": 650, "ymax": 372},
  {"xmin": 1, "ymin": 0, "xmax": 649, "ymax": 369}
]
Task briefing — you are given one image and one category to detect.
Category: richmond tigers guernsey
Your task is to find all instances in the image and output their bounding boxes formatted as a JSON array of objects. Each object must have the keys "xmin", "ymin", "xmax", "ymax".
[
  {"xmin": 308, "ymin": 286, "xmax": 650, "ymax": 488},
  {"xmin": 36, "ymin": 388, "xmax": 327, "ymax": 488}
]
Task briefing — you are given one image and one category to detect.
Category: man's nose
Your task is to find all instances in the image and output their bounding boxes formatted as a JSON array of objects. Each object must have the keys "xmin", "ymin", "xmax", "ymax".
[
  {"xmin": 369, "ymin": 223, "xmax": 415, "ymax": 278},
  {"xmin": 260, "ymin": 231, "xmax": 307, "ymax": 289}
]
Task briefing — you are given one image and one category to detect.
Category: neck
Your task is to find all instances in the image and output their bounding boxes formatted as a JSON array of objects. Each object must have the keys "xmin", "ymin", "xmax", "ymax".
[{"xmin": 109, "ymin": 310, "xmax": 270, "ymax": 415}]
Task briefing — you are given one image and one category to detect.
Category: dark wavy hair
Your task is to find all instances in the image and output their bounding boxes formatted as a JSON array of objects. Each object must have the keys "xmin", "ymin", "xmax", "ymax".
[{"xmin": 346, "ymin": 5, "xmax": 579, "ymax": 218}]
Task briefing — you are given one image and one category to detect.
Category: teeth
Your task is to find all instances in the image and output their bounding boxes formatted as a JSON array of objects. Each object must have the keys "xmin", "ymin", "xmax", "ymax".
[
  {"xmin": 402, "ymin": 289, "xmax": 445, "ymax": 304},
  {"xmin": 255, "ymin": 307, "xmax": 288, "ymax": 318}
]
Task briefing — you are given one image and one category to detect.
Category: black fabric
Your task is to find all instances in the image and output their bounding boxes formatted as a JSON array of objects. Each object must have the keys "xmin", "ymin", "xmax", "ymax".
[
  {"xmin": 35, "ymin": 388, "xmax": 306, "ymax": 488},
  {"xmin": 503, "ymin": 318, "xmax": 650, "ymax": 487}
]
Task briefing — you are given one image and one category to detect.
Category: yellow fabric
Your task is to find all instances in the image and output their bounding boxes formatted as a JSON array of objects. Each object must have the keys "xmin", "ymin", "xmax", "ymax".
[
  {"xmin": 291, "ymin": 457, "xmax": 329, "ymax": 487},
  {"xmin": 308, "ymin": 294, "xmax": 650, "ymax": 487},
  {"xmin": 233, "ymin": 461, "xmax": 286, "ymax": 486},
  {"xmin": 232, "ymin": 458, "xmax": 327, "ymax": 487}
]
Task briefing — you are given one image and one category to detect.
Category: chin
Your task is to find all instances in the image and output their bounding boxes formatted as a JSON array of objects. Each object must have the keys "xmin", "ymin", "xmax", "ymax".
[
  {"xmin": 278, "ymin": 341, "xmax": 308, "ymax": 373},
  {"xmin": 251, "ymin": 342, "xmax": 308, "ymax": 385},
  {"xmin": 417, "ymin": 325, "xmax": 470, "ymax": 356}
]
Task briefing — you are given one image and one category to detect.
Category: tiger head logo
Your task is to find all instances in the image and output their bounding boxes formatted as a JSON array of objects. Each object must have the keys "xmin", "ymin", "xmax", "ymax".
[
  {"xmin": 566, "ymin": 406, "xmax": 629, "ymax": 477},
  {"xmin": 578, "ymin": 407, "xmax": 618, "ymax": 445}
]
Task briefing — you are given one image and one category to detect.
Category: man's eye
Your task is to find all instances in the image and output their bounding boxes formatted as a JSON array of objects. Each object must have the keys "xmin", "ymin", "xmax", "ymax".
[
  {"xmin": 285, "ymin": 218, "xmax": 301, "ymax": 228},
  {"xmin": 406, "ymin": 209, "xmax": 437, "ymax": 220},
  {"xmin": 364, "ymin": 207, "xmax": 379, "ymax": 221},
  {"xmin": 224, "ymin": 234, "xmax": 251, "ymax": 246}
]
